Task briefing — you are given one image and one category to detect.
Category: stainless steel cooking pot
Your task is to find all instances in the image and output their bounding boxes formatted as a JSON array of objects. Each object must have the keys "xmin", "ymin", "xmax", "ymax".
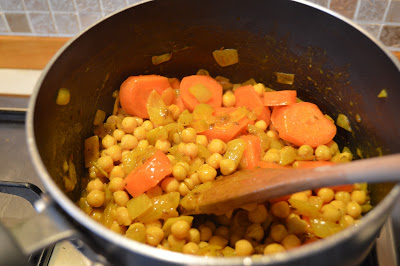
[{"xmin": 3, "ymin": 0, "xmax": 400, "ymax": 265}]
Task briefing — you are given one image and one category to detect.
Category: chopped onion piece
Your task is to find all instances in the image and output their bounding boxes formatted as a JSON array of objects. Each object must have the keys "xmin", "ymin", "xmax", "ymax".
[
  {"xmin": 56, "ymin": 88, "xmax": 70, "ymax": 105},
  {"xmin": 189, "ymin": 83, "xmax": 212, "ymax": 103},
  {"xmin": 276, "ymin": 72, "xmax": 295, "ymax": 85},
  {"xmin": 93, "ymin": 109, "xmax": 106, "ymax": 125},
  {"xmin": 336, "ymin": 114, "xmax": 352, "ymax": 132},
  {"xmin": 212, "ymin": 49, "xmax": 239, "ymax": 67},
  {"xmin": 377, "ymin": 89, "xmax": 387, "ymax": 98},
  {"xmin": 152, "ymin": 52, "xmax": 172, "ymax": 65}
]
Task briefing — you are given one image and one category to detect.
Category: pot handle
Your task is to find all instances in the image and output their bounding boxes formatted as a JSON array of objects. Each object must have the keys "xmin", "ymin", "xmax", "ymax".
[{"xmin": 0, "ymin": 181, "xmax": 76, "ymax": 263}]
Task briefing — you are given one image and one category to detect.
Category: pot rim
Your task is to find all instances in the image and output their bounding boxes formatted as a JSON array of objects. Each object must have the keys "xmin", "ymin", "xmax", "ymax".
[{"xmin": 26, "ymin": 0, "xmax": 400, "ymax": 264}]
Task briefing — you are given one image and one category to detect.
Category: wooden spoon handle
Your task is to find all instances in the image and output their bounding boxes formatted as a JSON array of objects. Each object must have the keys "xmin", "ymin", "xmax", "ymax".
[{"xmin": 180, "ymin": 154, "xmax": 400, "ymax": 215}]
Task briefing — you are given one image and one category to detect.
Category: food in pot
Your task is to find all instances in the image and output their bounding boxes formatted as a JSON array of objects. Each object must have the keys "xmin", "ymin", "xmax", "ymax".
[{"xmin": 78, "ymin": 73, "xmax": 372, "ymax": 256}]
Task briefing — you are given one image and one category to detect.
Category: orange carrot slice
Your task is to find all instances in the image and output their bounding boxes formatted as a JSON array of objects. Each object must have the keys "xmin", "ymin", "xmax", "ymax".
[
  {"xmin": 180, "ymin": 75, "xmax": 223, "ymax": 112},
  {"xmin": 124, "ymin": 150, "xmax": 172, "ymax": 197},
  {"xmin": 264, "ymin": 90, "xmax": 297, "ymax": 106},
  {"xmin": 271, "ymin": 102, "xmax": 336, "ymax": 148},
  {"xmin": 240, "ymin": 135, "xmax": 261, "ymax": 169},
  {"xmin": 119, "ymin": 75, "xmax": 171, "ymax": 118},
  {"xmin": 234, "ymin": 85, "xmax": 271, "ymax": 124}
]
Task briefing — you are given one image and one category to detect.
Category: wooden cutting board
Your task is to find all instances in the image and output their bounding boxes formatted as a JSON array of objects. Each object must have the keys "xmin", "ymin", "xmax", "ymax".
[{"xmin": 0, "ymin": 36, "xmax": 399, "ymax": 69}]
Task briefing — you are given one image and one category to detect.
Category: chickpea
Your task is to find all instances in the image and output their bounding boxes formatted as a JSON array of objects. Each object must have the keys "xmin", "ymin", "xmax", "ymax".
[
  {"xmin": 133, "ymin": 127, "xmax": 147, "ymax": 141},
  {"xmin": 245, "ymin": 223, "xmax": 264, "ymax": 242},
  {"xmin": 172, "ymin": 164, "xmax": 187, "ymax": 181},
  {"xmin": 155, "ymin": 139, "xmax": 171, "ymax": 153},
  {"xmin": 346, "ymin": 201, "xmax": 362, "ymax": 218},
  {"xmin": 176, "ymin": 162, "xmax": 190, "ymax": 172},
  {"xmin": 315, "ymin": 145, "xmax": 332, "ymax": 161},
  {"xmin": 109, "ymin": 166, "xmax": 125, "ymax": 179},
  {"xmin": 281, "ymin": 234, "xmax": 301, "ymax": 250},
  {"xmin": 255, "ymin": 120, "xmax": 268, "ymax": 131},
  {"xmin": 168, "ymin": 105, "xmax": 181, "ymax": 120},
  {"xmin": 330, "ymin": 200, "xmax": 347, "ymax": 213},
  {"xmin": 220, "ymin": 159, "xmax": 237, "ymax": 175},
  {"xmin": 206, "ymin": 153, "xmax": 222, "ymax": 169},
  {"xmin": 105, "ymin": 145, "xmax": 122, "ymax": 162},
  {"xmin": 199, "ymin": 226, "xmax": 213, "ymax": 242},
  {"xmin": 266, "ymin": 130, "xmax": 278, "ymax": 139},
  {"xmin": 161, "ymin": 177, "xmax": 179, "ymax": 193},
  {"xmin": 145, "ymin": 220, "xmax": 162, "ymax": 229},
  {"xmin": 321, "ymin": 204, "xmax": 342, "ymax": 222},
  {"xmin": 168, "ymin": 234, "xmax": 186, "ymax": 250},
  {"xmin": 173, "ymin": 132, "xmax": 181, "ymax": 144},
  {"xmin": 343, "ymin": 215, "xmax": 355, "ymax": 226},
  {"xmin": 141, "ymin": 120, "xmax": 154, "ymax": 131},
  {"xmin": 112, "ymin": 129, "xmax": 125, "ymax": 142},
  {"xmin": 116, "ymin": 207, "xmax": 132, "ymax": 226},
  {"xmin": 108, "ymin": 177, "xmax": 125, "ymax": 192},
  {"xmin": 135, "ymin": 117, "xmax": 143, "ymax": 126},
  {"xmin": 171, "ymin": 220, "xmax": 191, "ymax": 239},
  {"xmin": 271, "ymin": 201, "xmax": 290, "ymax": 219},
  {"xmin": 178, "ymin": 182, "xmax": 190, "ymax": 196},
  {"xmin": 102, "ymin": 135, "xmax": 116, "ymax": 149},
  {"xmin": 298, "ymin": 145, "xmax": 313, "ymax": 157},
  {"xmin": 197, "ymin": 164, "xmax": 217, "ymax": 183},
  {"xmin": 196, "ymin": 135, "xmax": 208, "ymax": 146},
  {"xmin": 317, "ymin": 188, "xmax": 335, "ymax": 204},
  {"xmin": 137, "ymin": 139, "xmax": 149, "ymax": 150},
  {"xmin": 290, "ymin": 192, "xmax": 309, "ymax": 202},
  {"xmin": 87, "ymin": 190, "xmax": 105, "ymax": 207},
  {"xmin": 113, "ymin": 191, "xmax": 129, "ymax": 207},
  {"xmin": 181, "ymin": 128, "xmax": 197, "ymax": 143},
  {"xmin": 264, "ymin": 243, "xmax": 285, "ymax": 254},
  {"xmin": 207, "ymin": 139, "xmax": 226, "ymax": 154},
  {"xmin": 270, "ymin": 224, "xmax": 288, "ymax": 242},
  {"xmin": 327, "ymin": 141, "xmax": 339, "ymax": 155},
  {"xmin": 183, "ymin": 143, "xmax": 198, "ymax": 158},
  {"xmin": 87, "ymin": 178, "xmax": 104, "ymax": 192},
  {"xmin": 110, "ymin": 221, "xmax": 126, "ymax": 235},
  {"xmin": 286, "ymin": 214, "xmax": 307, "ymax": 235},
  {"xmin": 335, "ymin": 191, "xmax": 351, "ymax": 204},
  {"xmin": 120, "ymin": 134, "xmax": 138, "ymax": 150},
  {"xmin": 235, "ymin": 239, "xmax": 254, "ymax": 256},
  {"xmin": 351, "ymin": 190, "xmax": 367, "ymax": 205},
  {"xmin": 91, "ymin": 209, "xmax": 103, "ymax": 222},
  {"xmin": 308, "ymin": 196, "xmax": 324, "ymax": 210},
  {"xmin": 222, "ymin": 90, "xmax": 236, "ymax": 107},
  {"xmin": 248, "ymin": 204, "xmax": 268, "ymax": 224},
  {"xmin": 189, "ymin": 173, "xmax": 201, "ymax": 186},
  {"xmin": 187, "ymin": 228, "xmax": 201, "ymax": 244},
  {"xmin": 253, "ymin": 83, "xmax": 266, "ymax": 96},
  {"xmin": 146, "ymin": 226, "xmax": 164, "ymax": 247},
  {"xmin": 182, "ymin": 242, "xmax": 199, "ymax": 255},
  {"xmin": 97, "ymin": 156, "xmax": 114, "ymax": 172},
  {"xmin": 263, "ymin": 148, "xmax": 280, "ymax": 163},
  {"xmin": 89, "ymin": 165, "xmax": 97, "ymax": 179},
  {"xmin": 209, "ymin": 235, "xmax": 228, "ymax": 248},
  {"xmin": 122, "ymin": 117, "xmax": 137, "ymax": 133},
  {"xmin": 183, "ymin": 178, "xmax": 195, "ymax": 190},
  {"xmin": 146, "ymin": 185, "xmax": 163, "ymax": 198}
]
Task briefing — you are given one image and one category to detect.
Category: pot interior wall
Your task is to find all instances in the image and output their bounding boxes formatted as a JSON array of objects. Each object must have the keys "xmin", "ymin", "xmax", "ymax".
[{"xmin": 32, "ymin": 0, "xmax": 400, "ymax": 205}]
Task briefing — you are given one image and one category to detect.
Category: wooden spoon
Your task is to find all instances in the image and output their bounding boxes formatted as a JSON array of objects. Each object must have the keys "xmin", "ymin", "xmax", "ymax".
[{"xmin": 179, "ymin": 154, "xmax": 400, "ymax": 215}]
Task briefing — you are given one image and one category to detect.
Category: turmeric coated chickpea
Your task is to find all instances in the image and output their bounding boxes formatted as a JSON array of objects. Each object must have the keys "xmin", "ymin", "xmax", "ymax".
[
  {"xmin": 173, "ymin": 164, "xmax": 188, "ymax": 181},
  {"xmin": 317, "ymin": 188, "xmax": 335, "ymax": 204},
  {"xmin": 102, "ymin": 135, "xmax": 116, "ymax": 149},
  {"xmin": 182, "ymin": 242, "xmax": 199, "ymax": 255},
  {"xmin": 321, "ymin": 204, "xmax": 342, "ymax": 222},
  {"xmin": 209, "ymin": 235, "xmax": 228, "ymax": 248},
  {"xmin": 199, "ymin": 226, "xmax": 213, "ymax": 242},
  {"xmin": 108, "ymin": 177, "xmax": 125, "ymax": 192},
  {"xmin": 335, "ymin": 191, "xmax": 351, "ymax": 204},
  {"xmin": 346, "ymin": 201, "xmax": 362, "ymax": 218},
  {"xmin": 97, "ymin": 156, "xmax": 114, "ymax": 172},
  {"xmin": 207, "ymin": 139, "xmax": 226, "ymax": 154},
  {"xmin": 222, "ymin": 90, "xmax": 236, "ymax": 107},
  {"xmin": 109, "ymin": 165, "xmax": 125, "ymax": 179},
  {"xmin": 178, "ymin": 182, "xmax": 190, "ymax": 196},
  {"xmin": 161, "ymin": 177, "xmax": 179, "ymax": 193},
  {"xmin": 264, "ymin": 243, "xmax": 285, "ymax": 254},
  {"xmin": 146, "ymin": 226, "xmax": 164, "ymax": 247},
  {"xmin": 196, "ymin": 135, "xmax": 208, "ymax": 146},
  {"xmin": 270, "ymin": 224, "xmax": 288, "ymax": 242},
  {"xmin": 141, "ymin": 120, "xmax": 154, "ymax": 131},
  {"xmin": 183, "ymin": 143, "xmax": 198, "ymax": 158},
  {"xmin": 298, "ymin": 145, "xmax": 313, "ymax": 157},
  {"xmin": 253, "ymin": 83, "xmax": 266, "ymax": 96},
  {"xmin": 137, "ymin": 139, "xmax": 149, "ymax": 149},
  {"xmin": 171, "ymin": 220, "xmax": 191, "ymax": 239},
  {"xmin": 248, "ymin": 204, "xmax": 268, "ymax": 224},
  {"xmin": 235, "ymin": 239, "xmax": 254, "ymax": 256},
  {"xmin": 351, "ymin": 190, "xmax": 367, "ymax": 205},
  {"xmin": 121, "ymin": 117, "xmax": 137, "ymax": 133},
  {"xmin": 105, "ymin": 145, "xmax": 122, "ymax": 162},
  {"xmin": 290, "ymin": 192, "xmax": 309, "ymax": 202},
  {"xmin": 86, "ymin": 178, "xmax": 104, "ymax": 192},
  {"xmin": 187, "ymin": 228, "xmax": 201, "ymax": 244},
  {"xmin": 197, "ymin": 164, "xmax": 217, "ymax": 183},
  {"xmin": 120, "ymin": 134, "xmax": 138, "ymax": 150},
  {"xmin": 155, "ymin": 139, "xmax": 171, "ymax": 153},
  {"xmin": 255, "ymin": 120, "xmax": 268, "ymax": 131},
  {"xmin": 87, "ymin": 190, "xmax": 105, "ymax": 207},
  {"xmin": 206, "ymin": 153, "xmax": 222, "ymax": 169},
  {"xmin": 112, "ymin": 129, "xmax": 125, "ymax": 142},
  {"xmin": 315, "ymin": 145, "xmax": 332, "ymax": 161},
  {"xmin": 271, "ymin": 201, "xmax": 290, "ymax": 219},
  {"xmin": 181, "ymin": 128, "xmax": 197, "ymax": 143},
  {"xmin": 116, "ymin": 207, "xmax": 132, "ymax": 226},
  {"xmin": 220, "ymin": 158, "xmax": 236, "ymax": 175},
  {"xmin": 281, "ymin": 234, "xmax": 301, "ymax": 250},
  {"xmin": 113, "ymin": 191, "xmax": 129, "ymax": 207},
  {"xmin": 133, "ymin": 126, "xmax": 147, "ymax": 141},
  {"xmin": 168, "ymin": 105, "xmax": 181, "ymax": 120}
]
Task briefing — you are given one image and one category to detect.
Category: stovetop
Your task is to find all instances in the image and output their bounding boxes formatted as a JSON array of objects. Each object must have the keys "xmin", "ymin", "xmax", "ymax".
[{"xmin": 0, "ymin": 95, "xmax": 398, "ymax": 266}]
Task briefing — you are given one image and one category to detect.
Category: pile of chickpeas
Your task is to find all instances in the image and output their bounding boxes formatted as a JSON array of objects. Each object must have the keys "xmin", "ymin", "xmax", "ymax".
[{"xmin": 78, "ymin": 80, "xmax": 371, "ymax": 257}]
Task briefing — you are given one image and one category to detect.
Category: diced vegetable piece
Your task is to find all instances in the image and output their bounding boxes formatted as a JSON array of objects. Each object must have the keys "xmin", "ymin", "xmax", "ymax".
[
  {"xmin": 162, "ymin": 216, "xmax": 194, "ymax": 236},
  {"xmin": 310, "ymin": 218, "xmax": 342, "ymax": 238},
  {"xmin": 200, "ymin": 107, "xmax": 253, "ymax": 142},
  {"xmin": 178, "ymin": 110, "xmax": 194, "ymax": 126},
  {"xmin": 279, "ymin": 146, "xmax": 297, "ymax": 166},
  {"xmin": 152, "ymin": 52, "xmax": 172, "ymax": 65},
  {"xmin": 78, "ymin": 197, "xmax": 92, "ymax": 215},
  {"xmin": 127, "ymin": 193, "xmax": 153, "ymax": 220},
  {"xmin": 234, "ymin": 85, "xmax": 271, "ymax": 124},
  {"xmin": 336, "ymin": 114, "xmax": 352, "ymax": 132},
  {"xmin": 264, "ymin": 90, "xmax": 297, "ymax": 106},
  {"xmin": 377, "ymin": 89, "xmax": 387, "ymax": 98},
  {"xmin": 180, "ymin": 75, "xmax": 223, "ymax": 112},
  {"xmin": 93, "ymin": 109, "xmax": 106, "ymax": 125},
  {"xmin": 271, "ymin": 102, "xmax": 337, "ymax": 148},
  {"xmin": 102, "ymin": 202, "xmax": 118, "ymax": 227},
  {"xmin": 289, "ymin": 199, "xmax": 320, "ymax": 218},
  {"xmin": 212, "ymin": 49, "xmax": 239, "ymax": 67},
  {"xmin": 147, "ymin": 127, "xmax": 168, "ymax": 145},
  {"xmin": 275, "ymin": 72, "xmax": 295, "ymax": 85},
  {"xmin": 189, "ymin": 83, "xmax": 213, "ymax": 103},
  {"xmin": 147, "ymin": 90, "xmax": 174, "ymax": 126},
  {"xmin": 124, "ymin": 150, "xmax": 172, "ymax": 197},
  {"xmin": 239, "ymin": 135, "xmax": 261, "ymax": 169},
  {"xmin": 84, "ymin": 135, "xmax": 99, "ymax": 168},
  {"xmin": 224, "ymin": 139, "xmax": 246, "ymax": 163},
  {"xmin": 56, "ymin": 88, "xmax": 70, "ymax": 105},
  {"xmin": 119, "ymin": 75, "xmax": 171, "ymax": 118},
  {"xmin": 222, "ymin": 246, "xmax": 236, "ymax": 257},
  {"xmin": 138, "ymin": 192, "xmax": 180, "ymax": 223},
  {"xmin": 125, "ymin": 223, "xmax": 146, "ymax": 243}
]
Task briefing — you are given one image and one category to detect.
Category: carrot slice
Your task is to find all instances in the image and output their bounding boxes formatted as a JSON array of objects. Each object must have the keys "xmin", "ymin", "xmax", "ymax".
[
  {"xmin": 199, "ymin": 107, "xmax": 253, "ymax": 142},
  {"xmin": 264, "ymin": 90, "xmax": 297, "ymax": 106},
  {"xmin": 119, "ymin": 75, "xmax": 171, "ymax": 118},
  {"xmin": 271, "ymin": 102, "xmax": 336, "ymax": 148},
  {"xmin": 234, "ymin": 85, "xmax": 271, "ymax": 124},
  {"xmin": 240, "ymin": 135, "xmax": 261, "ymax": 169},
  {"xmin": 124, "ymin": 150, "xmax": 172, "ymax": 197},
  {"xmin": 180, "ymin": 75, "xmax": 223, "ymax": 112}
]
